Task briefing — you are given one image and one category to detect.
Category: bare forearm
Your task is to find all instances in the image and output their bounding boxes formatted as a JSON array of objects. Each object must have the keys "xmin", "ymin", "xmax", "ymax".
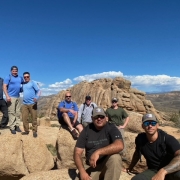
[
  {"xmin": 128, "ymin": 150, "xmax": 139, "ymax": 171},
  {"xmin": 60, "ymin": 108, "xmax": 69, "ymax": 113},
  {"xmin": 97, "ymin": 140, "xmax": 123, "ymax": 156},
  {"xmin": 3, "ymin": 85, "xmax": 9, "ymax": 97},
  {"xmin": 74, "ymin": 153, "xmax": 86, "ymax": 173},
  {"xmin": 123, "ymin": 117, "xmax": 129, "ymax": 128},
  {"xmin": 163, "ymin": 150, "xmax": 180, "ymax": 174}
]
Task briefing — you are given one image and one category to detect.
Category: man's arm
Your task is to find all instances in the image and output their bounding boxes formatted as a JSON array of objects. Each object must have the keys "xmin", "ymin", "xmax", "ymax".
[
  {"xmin": 120, "ymin": 116, "xmax": 129, "ymax": 129},
  {"xmin": 77, "ymin": 104, "xmax": 83, "ymax": 123},
  {"xmin": 3, "ymin": 84, "xmax": 11, "ymax": 102},
  {"xmin": 74, "ymin": 147, "xmax": 92, "ymax": 180},
  {"xmin": 126, "ymin": 149, "xmax": 140, "ymax": 172},
  {"xmin": 89, "ymin": 139, "xmax": 123, "ymax": 168},
  {"xmin": 152, "ymin": 149, "xmax": 180, "ymax": 180}
]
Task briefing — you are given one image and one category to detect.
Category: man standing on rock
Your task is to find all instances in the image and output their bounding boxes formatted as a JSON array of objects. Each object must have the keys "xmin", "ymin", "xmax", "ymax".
[
  {"xmin": 125, "ymin": 113, "xmax": 180, "ymax": 180},
  {"xmin": 74, "ymin": 106, "xmax": 124, "ymax": 180},
  {"xmin": 21, "ymin": 72, "xmax": 41, "ymax": 138},
  {"xmin": 3, "ymin": 66, "xmax": 23, "ymax": 134},
  {"xmin": 58, "ymin": 92, "xmax": 83, "ymax": 138},
  {"xmin": 78, "ymin": 95, "xmax": 97, "ymax": 127},
  {"xmin": 0, "ymin": 77, "xmax": 8, "ymax": 129},
  {"xmin": 106, "ymin": 97, "xmax": 129, "ymax": 160}
]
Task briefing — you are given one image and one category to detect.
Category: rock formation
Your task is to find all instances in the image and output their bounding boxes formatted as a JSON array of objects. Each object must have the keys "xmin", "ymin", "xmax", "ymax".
[{"xmin": 43, "ymin": 77, "xmax": 166, "ymax": 122}]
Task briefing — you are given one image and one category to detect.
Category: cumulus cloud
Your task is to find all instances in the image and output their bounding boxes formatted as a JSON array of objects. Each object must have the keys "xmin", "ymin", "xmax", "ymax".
[
  {"xmin": 74, "ymin": 71, "xmax": 123, "ymax": 82},
  {"xmin": 39, "ymin": 72, "xmax": 180, "ymax": 96}
]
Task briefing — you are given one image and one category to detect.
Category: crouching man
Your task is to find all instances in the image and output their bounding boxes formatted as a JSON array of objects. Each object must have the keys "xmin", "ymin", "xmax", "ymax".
[
  {"xmin": 74, "ymin": 106, "xmax": 124, "ymax": 180},
  {"xmin": 125, "ymin": 113, "xmax": 180, "ymax": 180}
]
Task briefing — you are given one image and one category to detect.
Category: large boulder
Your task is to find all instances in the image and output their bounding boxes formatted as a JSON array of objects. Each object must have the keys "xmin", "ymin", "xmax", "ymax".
[
  {"xmin": 56, "ymin": 126, "xmax": 78, "ymax": 169},
  {"xmin": 0, "ymin": 133, "xmax": 54, "ymax": 179}
]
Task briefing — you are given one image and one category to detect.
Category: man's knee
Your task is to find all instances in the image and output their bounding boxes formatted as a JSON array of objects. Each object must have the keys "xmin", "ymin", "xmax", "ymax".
[{"xmin": 107, "ymin": 154, "xmax": 122, "ymax": 167}]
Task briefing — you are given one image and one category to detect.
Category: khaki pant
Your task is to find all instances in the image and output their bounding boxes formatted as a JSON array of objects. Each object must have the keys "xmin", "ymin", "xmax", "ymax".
[
  {"xmin": 118, "ymin": 128, "xmax": 126, "ymax": 155},
  {"xmin": 22, "ymin": 103, "xmax": 37, "ymax": 132},
  {"xmin": 7, "ymin": 97, "xmax": 21, "ymax": 130},
  {"xmin": 75, "ymin": 154, "xmax": 122, "ymax": 180}
]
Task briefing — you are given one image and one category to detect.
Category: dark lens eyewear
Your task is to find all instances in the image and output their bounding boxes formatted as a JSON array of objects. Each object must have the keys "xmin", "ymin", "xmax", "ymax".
[
  {"xmin": 143, "ymin": 121, "xmax": 157, "ymax": 127},
  {"xmin": 24, "ymin": 76, "xmax": 30, "ymax": 78},
  {"xmin": 94, "ymin": 115, "xmax": 105, "ymax": 119},
  {"xmin": 112, "ymin": 101, "xmax": 117, "ymax": 103},
  {"xmin": 66, "ymin": 96, "xmax": 71, "ymax": 98}
]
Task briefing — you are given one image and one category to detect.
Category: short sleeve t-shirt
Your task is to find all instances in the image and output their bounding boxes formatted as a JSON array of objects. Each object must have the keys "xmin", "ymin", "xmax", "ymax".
[
  {"xmin": 106, "ymin": 107, "xmax": 128, "ymax": 126},
  {"xmin": 76, "ymin": 122, "xmax": 123, "ymax": 164},
  {"xmin": 135, "ymin": 130, "xmax": 180, "ymax": 170},
  {"xmin": 4, "ymin": 75, "xmax": 23, "ymax": 98},
  {"xmin": 58, "ymin": 101, "xmax": 78, "ymax": 118}
]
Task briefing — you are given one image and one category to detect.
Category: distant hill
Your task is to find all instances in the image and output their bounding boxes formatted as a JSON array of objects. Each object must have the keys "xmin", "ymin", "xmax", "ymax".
[{"xmin": 146, "ymin": 91, "xmax": 180, "ymax": 113}]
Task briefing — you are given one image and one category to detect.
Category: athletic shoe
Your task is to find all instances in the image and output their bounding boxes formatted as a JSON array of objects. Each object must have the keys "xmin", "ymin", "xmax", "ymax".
[
  {"xmin": 15, "ymin": 126, "xmax": 22, "ymax": 132},
  {"xmin": 33, "ymin": 132, "xmax": 37, "ymax": 138},
  {"xmin": 21, "ymin": 131, "xmax": 29, "ymax": 135},
  {"xmin": 10, "ymin": 129, "xmax": 16, "ymax": 134}
]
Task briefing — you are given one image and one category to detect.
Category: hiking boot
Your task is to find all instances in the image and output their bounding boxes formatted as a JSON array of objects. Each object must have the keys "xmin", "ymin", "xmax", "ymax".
[
  {"xmin": 21, "ymin": 131, "xmax": 29, "ymax": 135},
  {"xmin": 33, "ymin": 132, "xmax": 37, "ymax": 138},
  {"xmin": 15, "ymin": 126, "xmax": 22, "ymax": 132},
  {"xmin": 10, "ymin": 129, "xmax": 16, "ymax": 134}
]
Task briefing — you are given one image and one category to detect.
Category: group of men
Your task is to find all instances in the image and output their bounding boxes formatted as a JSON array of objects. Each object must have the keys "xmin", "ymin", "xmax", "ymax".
[
  {"xmin": 0, "ymin": 66, "xmax": 41, "ymax": 137},
  {"xmin": 58, "ymin": 92, "xmax": 180, "ymax": 180}
]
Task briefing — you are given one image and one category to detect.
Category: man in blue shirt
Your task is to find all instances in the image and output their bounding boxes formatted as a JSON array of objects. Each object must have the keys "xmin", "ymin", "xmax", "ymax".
[
  {"xmin": 58, "ymin": 92, "xmax": 83, "ymax": 138},
  {"xmin": 21, "ymin": 72, "xmax": 41, "ymax": 138},
  {"xmin": 3, "ymin": 66, "xmax": 23, "ymax": 134},
  {"xmin": 0, "ymin": 77, "xmax": 8, "ymax": 129}
]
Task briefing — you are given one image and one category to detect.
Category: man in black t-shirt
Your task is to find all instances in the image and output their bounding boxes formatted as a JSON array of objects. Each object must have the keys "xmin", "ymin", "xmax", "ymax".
[
  {"xmin": 125, "ymin": 113, "xmax": 180, "ymax": 180},
  {"xmin": 74, "ymin": 106, "xmax": 124, "ymax": 180}
]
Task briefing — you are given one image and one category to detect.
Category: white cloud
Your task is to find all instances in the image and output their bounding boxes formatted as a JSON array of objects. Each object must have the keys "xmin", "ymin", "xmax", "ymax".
[
  {"xmin": 73, "ymin": 71, "xmax": 123, "ymax": 82},
  {"xmin": 39, "ymin": 72, "xmax": 180, "ymax": 96}
]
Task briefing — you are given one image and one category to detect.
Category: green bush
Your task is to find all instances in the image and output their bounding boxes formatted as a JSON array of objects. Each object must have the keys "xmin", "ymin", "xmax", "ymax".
[{"xmin": 169, "ymin": 111, "xmax": 180, "ymax": 128}]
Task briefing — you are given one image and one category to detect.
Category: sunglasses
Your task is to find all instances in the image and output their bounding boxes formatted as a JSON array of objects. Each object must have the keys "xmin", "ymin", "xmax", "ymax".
[
  {"xmin": 143, "ymin": 121, "xmax": 157, "ymax": 127},
  {"xmin": 24, "ymin": 76, "xmax": 30, "ymax": 78},
  {"xmin": 94, "ymin": 115, "xmax": 105, "ymax": 119},
  {"xmin": 66, "ymin": 96, "xmax": 71, "ymax": 98},
  {"xmin": 112, "ymin": 101, "xmax": 117, "ymax": 103}
]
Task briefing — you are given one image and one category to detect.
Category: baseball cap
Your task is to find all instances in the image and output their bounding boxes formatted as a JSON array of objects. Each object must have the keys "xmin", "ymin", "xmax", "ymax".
[
  {"xmin": 85, "ymin": 95, "xmax": 91, "ymax": 100},
  {"xmin": 112, "ymin": 97, "xmax": 118, "ymax": 102},
  {"xmin": 142, "ymin": 113, "xmax": 158, "ymax": 123},
  {"xmin": 92, "ymin": 107, "xmax": 106, "ymax": 117}
]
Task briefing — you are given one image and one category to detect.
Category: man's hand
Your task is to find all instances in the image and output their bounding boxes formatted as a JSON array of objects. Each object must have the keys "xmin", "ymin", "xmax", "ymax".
[
  {"xmin": 6, "ymin": 96, "xmax": 11, "ymax": 102},
  {"xmin": 89, "ymin": 151, "xmax": 99, "ymax": 168},
  {"xmin": 72, "ymin": 119, "xmax": 77, "ymax": 127},
  {"xmin": 152, "ymin": 169, "xmax": 167, "ymax": 180},
  {"xmin": 80, "ymin": 171, "xmax": 92, "ymax": 180},
  {"xmin": 118, "ymin": 125, "xmax": 124, "ymax": 129},
  {"xmin": 69, "ymin": 109, "xmax": 76, "ymax": 116},
  {"xmin": 33, "ymin": 98, "xmax": 37, "ymax": 102}
]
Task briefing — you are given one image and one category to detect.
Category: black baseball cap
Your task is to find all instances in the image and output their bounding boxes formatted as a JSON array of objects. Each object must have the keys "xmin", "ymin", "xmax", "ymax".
[{"xmin": 85, "ymin": 95, "xmax": 91, "ymax": 100}]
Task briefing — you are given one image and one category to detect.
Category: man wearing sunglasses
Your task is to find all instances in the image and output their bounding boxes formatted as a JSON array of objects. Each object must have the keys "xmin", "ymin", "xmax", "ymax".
[
  {"xmin": 21, "ymin": 72, "xmax": 41, "ymax": 138},
  {"xmin": 74, "ymin": 107, "xmax": 124, "ymax": 180},
  {"xmin": 125, "ymin": 113, "xmax": 180, "ymax": 180},
  {"xmin": 3, "ymin": 66, "xmax": 23, "ymax": 134},
  {"xmin": 106, "ymin": 97, "xmax": 129, "ymax": 160},
  {"xmin": 58, "ymin": 92, "xmax": 83, "ymax": 138}
]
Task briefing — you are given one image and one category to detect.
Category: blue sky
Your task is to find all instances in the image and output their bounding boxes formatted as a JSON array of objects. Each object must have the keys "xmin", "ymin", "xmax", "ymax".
[{"xmin": 1, "ymin": 0, "xmax": 180, "ymax": 95}]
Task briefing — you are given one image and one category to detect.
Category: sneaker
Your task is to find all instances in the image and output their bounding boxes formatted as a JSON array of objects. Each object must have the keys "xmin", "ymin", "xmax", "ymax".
[
  {"xmin": 10, "ymin": 129, "xmax": 16, "ymax": 134},
  {"xmin": 71, "ymin": 128, "xmax": 79, "ymax": 139},
  {"xmin": 15, "ymin": 126, "xmax": 22, "ymax": 132},
  {"xmin": 21, "ymin": 131, "xmax": 29, "ymax": 135},
  {"xmin": 33, "ymin": 132, "xmax": 37, "ymax": 138}
]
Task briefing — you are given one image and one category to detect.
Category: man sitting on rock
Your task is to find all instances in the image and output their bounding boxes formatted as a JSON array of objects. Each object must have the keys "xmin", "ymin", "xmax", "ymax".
[
  {"xmin": 74, "ymin": 106, "xmax": 124, "ymax": 180},
  {"xmin": 125, "ymin": 113, "xmax": 180, "ymax": 180},
  {"xmin": 58, "ymin": 92, "xmax": 83, "ymax": 138}
]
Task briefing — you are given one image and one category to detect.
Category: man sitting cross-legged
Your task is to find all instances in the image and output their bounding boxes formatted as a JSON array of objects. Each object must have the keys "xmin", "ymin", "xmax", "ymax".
[
  {"xmin": 58, "ymin": 92, "xmax": 83, "ymax": 138},
  {"xmin": 74, "ymin": 106, "xmax": 124, "ymax": 180}
]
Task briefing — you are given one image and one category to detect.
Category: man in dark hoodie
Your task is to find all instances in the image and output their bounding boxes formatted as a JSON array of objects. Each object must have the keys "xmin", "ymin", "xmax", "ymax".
[{"xmin": 0, "ymin": 77, "xmax": 8, "ymax": 129}]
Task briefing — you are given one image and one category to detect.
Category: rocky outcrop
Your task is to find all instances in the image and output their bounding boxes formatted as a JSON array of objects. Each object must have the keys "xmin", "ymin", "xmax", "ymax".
[
  {"xmin": 0, "ymin": 134, "xmax": 54, "ymax": 179},
  {"xmin": 41, "ymin": 77, "xmax": 165, "ymax": 122}
]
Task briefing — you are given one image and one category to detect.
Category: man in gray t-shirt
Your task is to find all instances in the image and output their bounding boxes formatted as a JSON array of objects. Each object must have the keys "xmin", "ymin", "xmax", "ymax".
[{"xmin": 78, "ymin": 95, "xmax": 97, "ymax": 127}]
